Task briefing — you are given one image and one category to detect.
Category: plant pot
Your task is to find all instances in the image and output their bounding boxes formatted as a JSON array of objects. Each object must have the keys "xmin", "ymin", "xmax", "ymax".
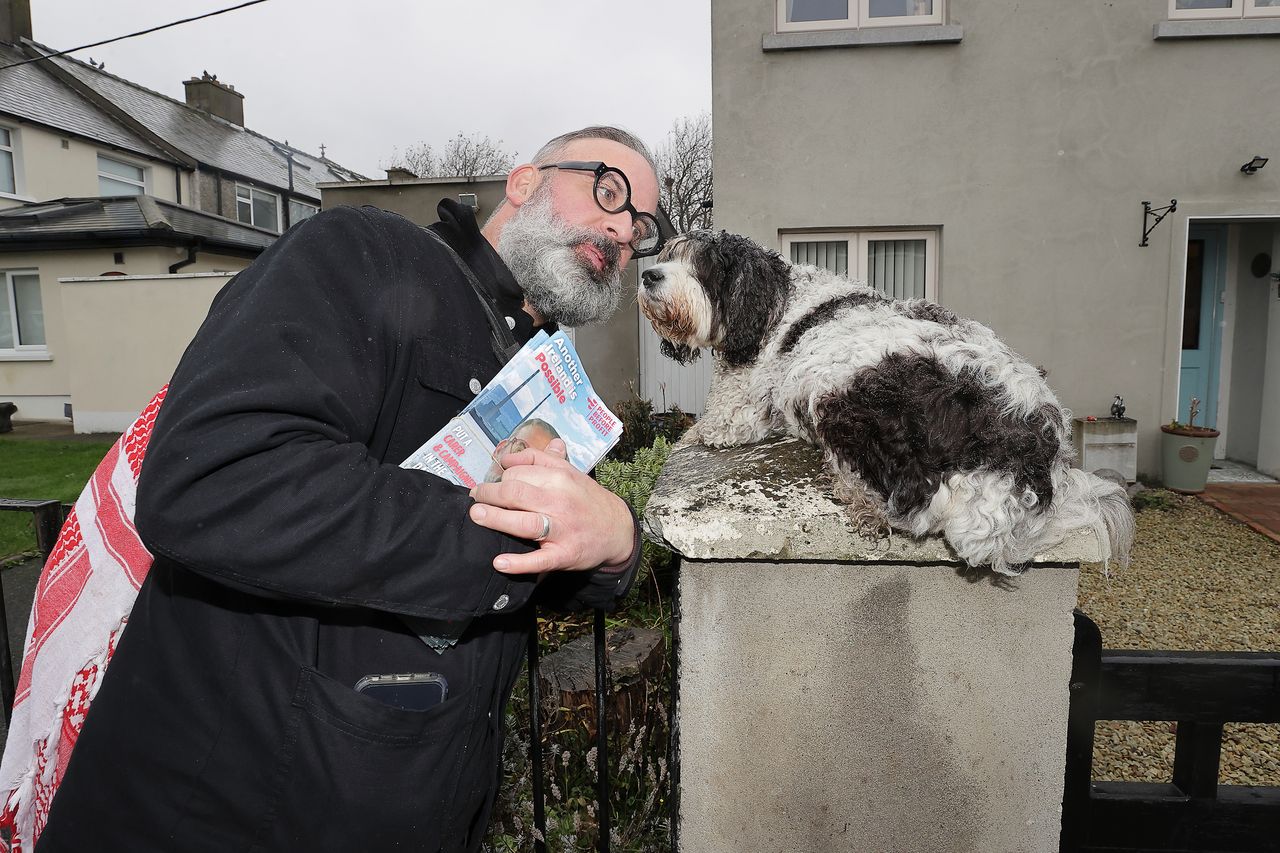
[{"xmin": 1159, "ymin": 424, "xmax": 1220, "ymax": 494}]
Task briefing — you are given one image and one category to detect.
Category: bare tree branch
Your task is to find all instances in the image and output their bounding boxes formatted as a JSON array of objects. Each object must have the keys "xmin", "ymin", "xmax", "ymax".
[
  {"xmin": 655, "ymin": 113, "xmax": 713, "ymax": 234},
  {"xmin": 383, "ymin": 131, "xmax": 516, "ymax": 179}
]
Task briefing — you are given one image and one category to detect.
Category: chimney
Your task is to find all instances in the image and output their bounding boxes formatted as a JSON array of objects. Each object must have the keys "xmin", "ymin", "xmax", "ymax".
[
  {"xmin": 1, "ymin": 0, "xmax": 32, "ymax": 44},
  {"xmin": 385, "ymin": 167, "xmax": 417, "ymax": 183},
  {"xmin": 183, "ymin": 71, "xmax": 244, "ymax": 127}
]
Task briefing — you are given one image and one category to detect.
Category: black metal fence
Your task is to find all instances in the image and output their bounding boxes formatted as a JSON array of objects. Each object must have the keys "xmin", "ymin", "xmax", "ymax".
[
  {"xmin": 523, "ymin": 572, "xmax": 680, "ymax": 853},
  {"xmin": 1062, "ymin": 610, "xmax": 1280, "ymax": 853}
]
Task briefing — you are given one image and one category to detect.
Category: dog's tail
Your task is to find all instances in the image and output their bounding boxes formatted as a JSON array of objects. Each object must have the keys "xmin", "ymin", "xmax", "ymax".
[{"xmin": 1041, "ymin": 467, "xmax": 1135, "ymax": 571}]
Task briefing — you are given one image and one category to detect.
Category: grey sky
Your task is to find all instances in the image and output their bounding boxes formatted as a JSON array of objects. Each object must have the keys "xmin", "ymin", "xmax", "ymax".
[{"xmin": 28, "ymin": 0, "xmax": 712, "ymax": 178}]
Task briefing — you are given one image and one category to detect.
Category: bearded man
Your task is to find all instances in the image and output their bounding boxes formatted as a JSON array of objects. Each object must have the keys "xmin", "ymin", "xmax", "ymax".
[{"xmin": 36, "ymin": 127, "xmax": 661, "ymax": 853}]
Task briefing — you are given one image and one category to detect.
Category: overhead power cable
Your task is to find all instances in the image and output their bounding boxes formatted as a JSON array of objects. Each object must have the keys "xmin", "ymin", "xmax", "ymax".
[{"xmin": 0, "ymin": 0, "xmax": 270, "ymax": 71}]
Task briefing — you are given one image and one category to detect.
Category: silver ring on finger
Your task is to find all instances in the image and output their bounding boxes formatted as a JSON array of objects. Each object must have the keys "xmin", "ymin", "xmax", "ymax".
[{"xmin": 533, "ymin": 513, "xmax": 552, "ymax": 542}]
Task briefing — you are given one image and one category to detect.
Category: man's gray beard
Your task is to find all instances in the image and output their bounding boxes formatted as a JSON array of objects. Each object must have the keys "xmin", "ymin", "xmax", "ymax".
[{"xmin": 496, "ymin": 191, "xmax": 623, "ymax": 327}]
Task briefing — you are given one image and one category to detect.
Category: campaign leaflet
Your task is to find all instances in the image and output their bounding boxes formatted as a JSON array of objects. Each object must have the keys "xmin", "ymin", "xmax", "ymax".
[{"xmin": 401, "ymin": 331, "xmax": 623, "ymax": 487}]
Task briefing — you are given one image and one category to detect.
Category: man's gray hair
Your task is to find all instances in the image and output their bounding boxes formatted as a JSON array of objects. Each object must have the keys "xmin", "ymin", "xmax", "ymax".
[
  {"xmin": 530, "ymin": 126, "xmax": 658, "ymax": 177},
  {"xmin": 483, "ymin": 126, "xmax": 659, "ymax": 225}
]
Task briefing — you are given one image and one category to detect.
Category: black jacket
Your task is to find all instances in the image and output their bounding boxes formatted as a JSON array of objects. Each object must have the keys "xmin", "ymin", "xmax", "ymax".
[{"xmin": 38, "ymin": 202, "xmax": 638, "ymax": 853}]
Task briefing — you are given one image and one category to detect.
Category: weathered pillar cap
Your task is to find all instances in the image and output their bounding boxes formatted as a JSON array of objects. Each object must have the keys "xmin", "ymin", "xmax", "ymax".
[{"xmin": 644, "ymin": 436, "xmax": 1107, "ymax": 564}]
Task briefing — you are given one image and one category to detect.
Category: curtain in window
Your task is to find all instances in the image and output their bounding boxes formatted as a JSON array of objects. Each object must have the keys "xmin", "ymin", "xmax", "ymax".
[
  {"xmin": 868, "ymin": 239, "xmax": 926, "ymax": 299},
  {"xmin": 253, "ymin": 193, "xmax": 278, "ymax": 230},
  {"xmin": 1, "ymin": 128, "xmax": 15, "ymax": 195},
  {"xmin": 868, "ymin": 0, "xmax": 933, "ymax": 17},
  {"xmin": 99, "ymin": 176, "xmax": 144, "ymax": 196},
  {"xmin": 790, "ymin": 240, "xmax": 849, "ymax": 275},
  {"xmin": 0, "ymin": 148, "xmax": 13, "ymax": 195},
  {"xmin": 288, "ymin": 200, "xmax": 319, "ymax": 226},
  {"xmin": 13, "ymin": 273, "xmax": 44, "ymax": 346},
  {"xmin": 0, "ymin": 289, "xmax": 11, "ymax": 348},
  {"xmin": 98, "ymin": 157, "xmax": 144, "ymax": 196},
  {"xmin": 788, "ymin": 0, "xmax": 849, "ymax": 22}
]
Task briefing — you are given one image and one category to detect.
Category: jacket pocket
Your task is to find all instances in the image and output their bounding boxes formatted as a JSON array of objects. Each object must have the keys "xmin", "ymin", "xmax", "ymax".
[
  {"xmin": 415, "ymin": 335, "xmax": 494, "ymax": 403},
  {"xmin": 252, "ymin": 666, "xmax": 482, "ymax": 853}
]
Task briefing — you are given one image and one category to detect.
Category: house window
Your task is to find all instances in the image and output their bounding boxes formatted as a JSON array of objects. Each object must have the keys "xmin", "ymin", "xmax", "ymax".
[
  {"xmin": 236, "ymin": 184, "xmax": 281, "ymax": 231},
  {"xmin": 1, "ymin": 270, "xmax": 46, "ymax": 352},
  {"xmin": 1169, "ymin": 0, "xmax": 1280, "ymax": 18},
  {"xmin": 0, "ymin": 126, "xmax": 17, "ymax": 196},
  {"xmin": 777, "ymin": 0, "xmax": 943, "ymax": 31},
  {"xmin": 782, "ymin": 230, "xmax": 938, "ymax": 300},
  {"xmin": 97, "ymin": 155, "xmax": 146, "ymax": 196},
  {"xmin": 288, "ymin": 198, "xmax": 319, "ymax": 227}
]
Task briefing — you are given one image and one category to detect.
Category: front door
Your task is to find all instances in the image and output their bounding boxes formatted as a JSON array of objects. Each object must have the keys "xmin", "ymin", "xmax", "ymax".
[{"xmin": 1178, "ymin": 225, "xmax": 1226, "ymax": 428}]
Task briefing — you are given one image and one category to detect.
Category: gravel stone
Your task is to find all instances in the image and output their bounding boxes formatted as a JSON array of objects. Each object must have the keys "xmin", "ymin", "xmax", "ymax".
[{"xmin": 1078, "ymin": 491, "xmax": 1280, "ymax": 787}]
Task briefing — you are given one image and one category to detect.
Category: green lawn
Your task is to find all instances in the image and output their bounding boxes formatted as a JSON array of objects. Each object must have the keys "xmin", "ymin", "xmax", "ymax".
[{"xmin": 0, "ymin": 438, "xmax": 116, "ymax": 558}]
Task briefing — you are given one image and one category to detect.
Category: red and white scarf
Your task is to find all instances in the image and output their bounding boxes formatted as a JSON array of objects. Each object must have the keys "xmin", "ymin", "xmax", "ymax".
[{"xmin": 0, "ymin": 387, "xmax": 166, "ymax": 852}]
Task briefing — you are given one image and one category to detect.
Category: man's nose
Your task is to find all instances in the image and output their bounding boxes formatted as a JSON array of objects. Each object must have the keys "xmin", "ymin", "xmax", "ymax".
[
  {"xmin": 641, "ymin": 268, "xmax": 665, "ymax": 289},
  {"xmin": 602, "ymin": 209, "xmax": 634, "ymax": 246}
]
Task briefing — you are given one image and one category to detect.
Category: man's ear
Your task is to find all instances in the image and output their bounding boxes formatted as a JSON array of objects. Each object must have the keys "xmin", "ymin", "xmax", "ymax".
[{"xmin": 505, "ymin": 164, "xmax": 541, "ymax": 208}]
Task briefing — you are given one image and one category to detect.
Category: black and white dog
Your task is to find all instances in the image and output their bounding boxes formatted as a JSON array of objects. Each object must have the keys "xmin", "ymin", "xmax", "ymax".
[{"xmin": 638, "ymin": 231, "xmax": 1133, "ymax": 575}]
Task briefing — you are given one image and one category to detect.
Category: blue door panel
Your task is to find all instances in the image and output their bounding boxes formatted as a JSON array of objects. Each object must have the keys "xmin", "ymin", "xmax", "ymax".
[{"xmin": 1179, "ymin": 226, "xmax": 1225, "ymax": 428}]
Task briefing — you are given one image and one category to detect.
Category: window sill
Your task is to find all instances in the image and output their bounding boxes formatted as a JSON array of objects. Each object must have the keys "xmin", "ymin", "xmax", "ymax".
[
  {"xmin": 0, "ymin": 351, "xmax": 52, "ymax": 362},
  {"xmin": 1154, "ymin": 19, "xmax": 1280, "ymax": 39},
  {"xmin": 0, "ymin": 192, "xmax": 36, "ymax": 203},
  {"xmin": 764, "ymin": 24, "xmax": 962, "ymax": 51}
]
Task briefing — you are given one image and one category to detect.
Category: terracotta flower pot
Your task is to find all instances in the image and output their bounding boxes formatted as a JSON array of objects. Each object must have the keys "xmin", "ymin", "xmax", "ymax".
[{"xmin": 1159, "ymin": 424, "xmax": 1220, "ymax": 494}]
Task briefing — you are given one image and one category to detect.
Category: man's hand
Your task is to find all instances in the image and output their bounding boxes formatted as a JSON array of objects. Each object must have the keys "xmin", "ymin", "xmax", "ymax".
[{"xmin": 467, "ymin": 439, "xmax": 635, "ymax": 575}]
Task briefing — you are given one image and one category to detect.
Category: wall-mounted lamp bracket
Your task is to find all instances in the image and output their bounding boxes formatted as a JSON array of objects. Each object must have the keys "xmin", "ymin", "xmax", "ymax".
[{"xmin": 1140, "ymin": 199, "xmax": 1177, "ymax": 248}]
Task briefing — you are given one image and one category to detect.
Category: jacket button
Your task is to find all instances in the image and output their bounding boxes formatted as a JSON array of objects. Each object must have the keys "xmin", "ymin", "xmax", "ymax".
[
  {"xmin": 505, "ymin": 315, "xmax": 516, "ymax": 330},
  {"xmin": 492, "ymin": 594, "xmax": 510, "ymax": 611},
  {"xmin": 469, "ymin": 378, "xmax": 482, "ymax": 394}
]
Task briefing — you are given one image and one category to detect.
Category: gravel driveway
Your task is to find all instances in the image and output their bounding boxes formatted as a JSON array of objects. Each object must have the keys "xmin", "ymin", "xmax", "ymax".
[{"xmin": 1077, "ymin": 491, "xmax": 1280, "ymax": 786}]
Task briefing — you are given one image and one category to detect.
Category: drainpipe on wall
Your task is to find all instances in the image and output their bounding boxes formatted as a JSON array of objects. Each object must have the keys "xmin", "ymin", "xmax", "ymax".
[{"xmin": 169, "ymin": 242, "xmax": 201, "ymax": 274}]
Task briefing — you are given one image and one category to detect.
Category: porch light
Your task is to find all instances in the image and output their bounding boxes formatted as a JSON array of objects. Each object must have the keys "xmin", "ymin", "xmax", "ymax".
[{"xmin": 1240, "ymin": 156, "xmax": 1268, "ymax": 175}]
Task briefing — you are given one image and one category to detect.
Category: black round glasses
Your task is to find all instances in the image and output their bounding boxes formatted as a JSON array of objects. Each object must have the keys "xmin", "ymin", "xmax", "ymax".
[{"xmin": 536, "ymin": 160, "xmax": 663, "ymax": 258}]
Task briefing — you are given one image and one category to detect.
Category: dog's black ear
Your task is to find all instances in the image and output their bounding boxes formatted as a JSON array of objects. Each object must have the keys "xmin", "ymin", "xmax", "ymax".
[
  {"xmin": 661, "ymin": 339, "xmax": 702, "ymax": 364},
  {"xmin": 715, "ymin": 233, "xmax": 792, "ymax": 367}
]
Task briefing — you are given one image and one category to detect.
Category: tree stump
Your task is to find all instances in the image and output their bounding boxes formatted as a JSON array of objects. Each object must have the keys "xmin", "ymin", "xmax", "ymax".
[{"xmin": 537, "ymin": 626, "xmax": 665, "ymax": 739}]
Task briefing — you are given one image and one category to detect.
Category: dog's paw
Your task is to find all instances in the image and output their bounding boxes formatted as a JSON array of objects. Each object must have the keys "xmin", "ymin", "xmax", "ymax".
[
  {"xmin": 693, "ymin": 418, "xmax": 764, "ymax": 448},
  {"xmin": 845, "ymin": 504, "xmax": 890, "ymax": 542},
  {"xmin": 830, "ymin": 471, "xmax": 891, "ymax": 542}
]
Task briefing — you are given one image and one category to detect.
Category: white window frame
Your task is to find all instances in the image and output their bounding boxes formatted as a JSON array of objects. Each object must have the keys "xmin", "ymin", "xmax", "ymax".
[
  {"xmin": 780, "ymin": 229, "xmax": 939, "ymax": 300},
  {"xmin": 1169, "ymin": 0, "xmax": 1280, "ymax": 19},
  {"xmin": 96, "ymin": 153, "xmax": 148, "ymax": 196},
  {"xmin": 236, "ymin": 183, "xmax": 283, "ymax": 232},
  {"xmin": 1, "ymin": 268, "xmax": 48, "ymax": 357},
  {"xmin": 0, "ymin": 123, "xmax": 25, "ymax": 200},
  {"xmin": 776, "ymin": 0, "xmax": 944, "ymax": 33}
]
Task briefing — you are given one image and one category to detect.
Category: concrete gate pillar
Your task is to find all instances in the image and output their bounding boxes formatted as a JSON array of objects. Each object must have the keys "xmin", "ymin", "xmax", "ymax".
[{"xmin": 644, "ymin": 436, "xmax": 1110, "ymax": 853}]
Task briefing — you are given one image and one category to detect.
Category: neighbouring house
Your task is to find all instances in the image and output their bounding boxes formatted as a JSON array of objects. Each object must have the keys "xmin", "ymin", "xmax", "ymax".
[
  {"xmin": 710, "ymin": 0, "xmax": 1280, "ymax": 479},
  {"xmin": 0, "ymin": 0, "xmax": 363, "ymax": 429}
]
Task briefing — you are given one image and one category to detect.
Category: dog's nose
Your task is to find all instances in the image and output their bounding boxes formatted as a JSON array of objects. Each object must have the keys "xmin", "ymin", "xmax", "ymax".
[{"xmin": 641, "ymin": 268, "xmax": 665, "ymax": 289}]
